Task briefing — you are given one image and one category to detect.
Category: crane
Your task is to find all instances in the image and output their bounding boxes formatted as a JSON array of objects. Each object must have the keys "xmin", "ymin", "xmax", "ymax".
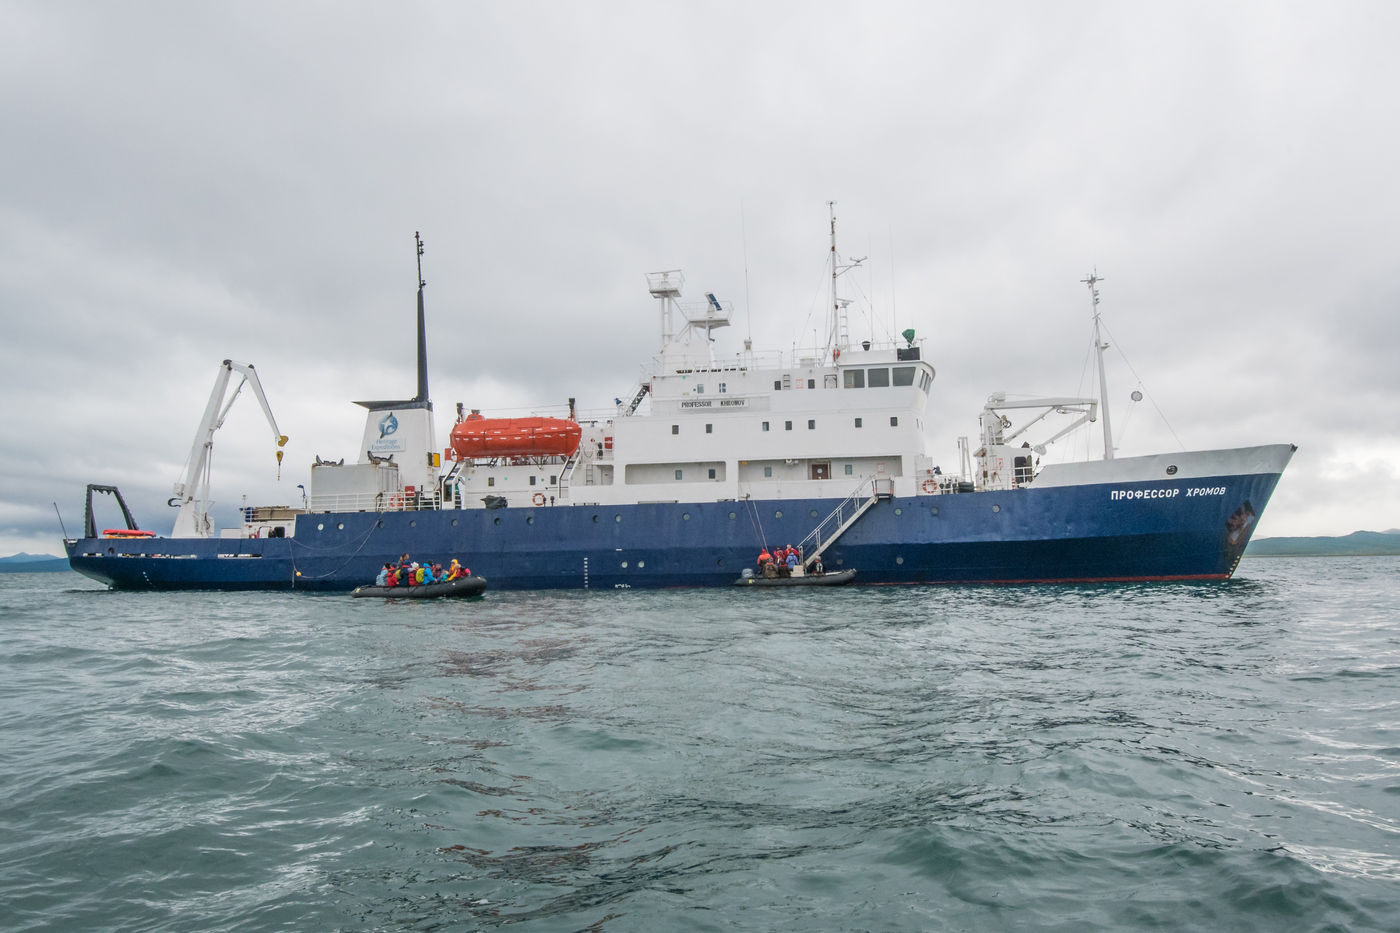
[{"xmin": 169, "ymin": 359, "xmax": 288, "ymax": 538}]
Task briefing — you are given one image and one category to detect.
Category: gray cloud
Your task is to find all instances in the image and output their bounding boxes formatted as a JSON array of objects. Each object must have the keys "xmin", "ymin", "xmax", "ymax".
[{"xmin": 4, "ymin": 0, "xmax": 1399, "ymax": 554}]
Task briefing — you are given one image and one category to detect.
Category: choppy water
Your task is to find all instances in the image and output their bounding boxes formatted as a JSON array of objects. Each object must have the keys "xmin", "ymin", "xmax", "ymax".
[{"xmin": 2, "ymin": 558, "xmax": 1398, "ymax": 932}]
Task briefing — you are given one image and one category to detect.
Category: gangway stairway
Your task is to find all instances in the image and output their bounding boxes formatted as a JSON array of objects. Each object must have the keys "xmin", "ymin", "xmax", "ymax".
[{"xmin": 798, "ymin": 477, "xmax": 893, "ymax": 570}]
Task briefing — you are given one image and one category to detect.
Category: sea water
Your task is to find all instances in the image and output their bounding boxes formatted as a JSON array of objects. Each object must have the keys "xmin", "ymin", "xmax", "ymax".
[{"xmin": 1, "ymin": 557, "xmax": 1397, "ymax": 932}]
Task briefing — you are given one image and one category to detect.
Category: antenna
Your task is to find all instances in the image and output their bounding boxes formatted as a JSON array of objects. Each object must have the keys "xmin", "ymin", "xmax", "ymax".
[
  {"xmin": 827, "ymin": 201, "xmax": 866, "ymax": 355},
  {"xmin": 1082, "ymin": 269, "xmax": 1113, "ymax": 460}
]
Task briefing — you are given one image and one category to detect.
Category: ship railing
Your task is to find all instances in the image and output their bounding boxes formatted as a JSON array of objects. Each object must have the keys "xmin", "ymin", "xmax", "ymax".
[{"xmin": 308, "ymin": 491, "xmax": 444, "ymax": 513}]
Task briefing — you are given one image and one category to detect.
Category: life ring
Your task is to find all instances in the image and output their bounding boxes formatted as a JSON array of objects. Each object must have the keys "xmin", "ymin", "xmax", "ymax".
[
  {"xmin": 389, "ymin": 495, "xmax": 404, "ymax": 510},
  {"xmin": 921, "ymin": 478, "xmax": 937, "ymax": 494},
  {"xmin": 532, "ymin": 492, "xmax": 546, "ymax": 506}
]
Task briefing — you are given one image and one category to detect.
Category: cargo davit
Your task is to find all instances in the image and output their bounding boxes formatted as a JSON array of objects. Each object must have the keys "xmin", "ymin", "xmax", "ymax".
[{"xmin": 448, "ymin": 410, "xmax": 582, "ymax": 460}]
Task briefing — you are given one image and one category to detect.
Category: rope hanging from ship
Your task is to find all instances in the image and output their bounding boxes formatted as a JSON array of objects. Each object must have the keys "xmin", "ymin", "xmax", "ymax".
[{"xmin": 287, "ymin": 519, "xmax": 384, "ymax": 585}]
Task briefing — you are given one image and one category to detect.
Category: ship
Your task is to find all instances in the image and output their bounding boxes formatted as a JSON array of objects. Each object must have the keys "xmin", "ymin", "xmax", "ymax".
[{"xmin": 65, "ymin": 219, "xmax": 1294, "ymax": 591}]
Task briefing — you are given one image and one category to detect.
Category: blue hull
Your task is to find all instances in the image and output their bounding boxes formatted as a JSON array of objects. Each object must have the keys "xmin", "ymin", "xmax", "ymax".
[{"xmin": 66, "ymin": 469, "xmax": 1283, "ymax": 591}]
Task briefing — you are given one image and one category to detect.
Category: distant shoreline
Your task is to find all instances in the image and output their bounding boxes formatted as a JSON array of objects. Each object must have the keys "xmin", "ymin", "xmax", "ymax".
[{"xmin": 5, "ymin": 532, "xmax": 1399, "ymax": 573}]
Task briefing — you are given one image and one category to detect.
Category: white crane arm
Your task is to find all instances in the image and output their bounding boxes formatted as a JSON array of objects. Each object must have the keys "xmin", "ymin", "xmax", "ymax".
[{"xmin": 170, "ymin": 359, "xmax": 288, "ymax": 538}]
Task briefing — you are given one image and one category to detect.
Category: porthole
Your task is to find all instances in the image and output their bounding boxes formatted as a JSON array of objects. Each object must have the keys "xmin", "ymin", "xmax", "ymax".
[
  {"xmin": 450, "ymin": 518, "xmax": 458, "ymax": 527},
  {"xmin": 337, "ymin": 522, "xmax": 345, "ymax": 530},
  {"xmin": 526, "ymin": 516, "xmax": 534, "ymax": 525},
  {"xmin": 683, "ymin": 513, "xmax": 691, "ymax": 521},
  {"xmin": 638, "ymin": 560, "xmax": 645, "ymax": 568},
  {"xmin": 376, "ymin": 520, "xmax": 384, "ymax": 528},
  {"xmin": 774, "ymin": 510, "xmax": 783, "ymax": 519},
  {"xmin": 896, "ymin": 556, "xmax": 904, "ymax": 565},
  {"xmin": 893, "ymin": 508, "xmax": 902, "ymax": 516},
  {"xmin": 409, "ymin": 520, "xmax": 417, "ymax": 527},
  {"xmin": 615, "ymin": 514, "xmax": 622, "ymax": 523},
  {"xmin": 728, "ymin": 512, "xmax": 737, "ymax": 520},
  {"xmin": 991, "ymin": 505, "xmax": 1000, "ymax": 513},
  {"xmin": 493, "ymin": 517, "xmax": 502, "ymax": 526},
  {"xmin": 316, "ymin": 522, "xmax": 324, "ymax": 531},
  {"xmin": 1166, "ymin": 465, "xmax": 1178, "ymax": 476},
  {"xmin": 930, "ymin": 506, "xmax": 939, "ymax": 516},
  {"xmin": 810, "ymin": 509, "xmax": 819, "ymax": 518},
  {"xmin": 621, "ymin": 561, "xmax": 629, "ymax": 568},
  {"xmin": 592, "ymin": 515, "xmax": 599, "ymax": 523}
]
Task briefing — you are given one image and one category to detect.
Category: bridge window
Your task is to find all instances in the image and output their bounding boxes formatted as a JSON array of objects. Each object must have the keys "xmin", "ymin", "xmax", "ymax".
[
  {"xmin": 843, "ymin": 369, "xmax": 865, "ymax": 389},
  {"xmin": 893, "ymin": 366, "xmax": 915, "ymax": 386},
  {"xmin": 867, "ymin": 367, "xmax": 890, "ymax": 388}
]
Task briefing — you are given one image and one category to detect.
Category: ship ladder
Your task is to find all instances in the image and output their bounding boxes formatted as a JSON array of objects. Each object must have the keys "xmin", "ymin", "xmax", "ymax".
[{"xmin": 798, "ymin": 477, "xmax": 888, "ymax": 570}]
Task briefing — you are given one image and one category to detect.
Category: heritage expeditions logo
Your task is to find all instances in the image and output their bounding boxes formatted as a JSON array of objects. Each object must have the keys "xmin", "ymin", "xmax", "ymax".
[{"xmin": 378, "ymin": 413, "xmax": 399, "ymax": 439}]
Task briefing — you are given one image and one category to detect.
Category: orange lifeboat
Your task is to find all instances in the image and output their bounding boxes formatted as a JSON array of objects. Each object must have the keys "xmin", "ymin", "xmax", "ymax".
[{"xmin": 449, "ymin": 412, "xmax": 582, "ymax": 459}]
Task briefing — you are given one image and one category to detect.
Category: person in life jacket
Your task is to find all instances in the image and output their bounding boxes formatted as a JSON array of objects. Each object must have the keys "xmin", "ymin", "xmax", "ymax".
[
  {"xmin": 757, "ymin": 547, "xmax": 773, "ymax": 567},
  {"xmin": 386, "ymin": 565, "xmax": 400, "ymax": 586},
  {"xmin": 375, "ymin": 563, "xmax": 390, "ymax": 587}
]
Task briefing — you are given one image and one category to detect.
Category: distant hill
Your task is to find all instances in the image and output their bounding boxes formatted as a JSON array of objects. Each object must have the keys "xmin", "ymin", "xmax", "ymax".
[
  {"xmin": 1246, "ymin": 531, "xmax": 1400, "ymax": 557},
  {"xmin": 0, "ymin": 553, "xmax": 72, "ymax": 573}
]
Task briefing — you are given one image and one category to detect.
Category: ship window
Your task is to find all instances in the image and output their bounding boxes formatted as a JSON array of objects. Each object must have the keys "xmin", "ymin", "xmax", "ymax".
[
  {"xmin": 719, "ymin": 382, "xmax": 727, "ymax": 393},
  {"xmin": 729, "ymin": 511, "xmax": 737, "ymax": 520},
  {"xmin": 683, "ymin": 513, "xmax": 691, "ymax": 520},
  {"xmin": 854, "ymin": 418, "xmax": 863, "ymax": 428},
  {"xmin": 774, "ymin": 380, "xmax": 782, "ymax": 390},
  {"xmin": 526, "ymin": 516, "xmax": 534, "ymax": 525},
  {"xmin": 696, "ymin": 384, "xmax": 704, "ymax": 394},
  {"xmin": 450, "ymin": 519, "xmax": 458, "ymax": 527},
  {"xmin": 808, "ymin": 420, "xmax": 815, "ymax": 430},
  {"xmin": 550, "ymin": 475, "xmax": 557, "ymax": 483},
  {"xmin": 808, "ymin": 378, "xmax": 816, "ymax": 389},
  {"xmin": 675, "ymin": 469, "xmax": 683, "ymax": 480},
  {"xmin": 867, "ymin": 367, "xmax": 890, "ymax": 387},
  {"xmin": 764, "ymin": 466, "xmax": 773, "ymax": 477},
  {"xmin": 785, "ymin": 421, "xmax": 792, "ymax": 431},
  {"xmin": 845, "ymin": 464, "xmax": 854, "ymax": 475},
  {"xmin": 844, "ymin": 369, "xmax": 865, "ymax": 389},
  {"xmin": 487, "ymin": 477, "xmax": 495, "ymax": 487},
  {"xmin": 708, "ymin": 468, "xmax": 716, "ymax": 479},
  {"xmin": 529, "ymin": 476, "xmax": 536, "ymax": 486},
  {"xmin": 672, "ymin": 425, "xmax": 679, "ymax": 435},
  {"xmin": 890, "ymin": 416, "xmax": 898, "ymax": 427},
  {"xmin": 762, "ymin": 421, "xmax": 770, "ymax": 431},
  {"xmin": 706, "ymin": 424, "xmax": 713, "ymax": 434},
  {"xmin": 893, "ymin": 366, "xmax": 915, "ymax": 386}
]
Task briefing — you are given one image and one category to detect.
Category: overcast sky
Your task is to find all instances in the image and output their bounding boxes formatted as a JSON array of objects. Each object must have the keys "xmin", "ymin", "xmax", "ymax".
[{"xmin": 3, "ymin": 0, "xmax": 1397, "ymax": 555}]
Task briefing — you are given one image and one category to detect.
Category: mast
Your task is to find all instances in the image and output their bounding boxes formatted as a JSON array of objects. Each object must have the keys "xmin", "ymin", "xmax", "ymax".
[
  {"xmin": 826, "ymin": 201, "xmax": 865, "ymax": 356},
  {"xmin": 414, "ymin": 231, "xmax": 429, "ymax": 405},
  {"xmin": 1083, "ymin": 270, "xmax": 1113, "ymax": 460}
]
